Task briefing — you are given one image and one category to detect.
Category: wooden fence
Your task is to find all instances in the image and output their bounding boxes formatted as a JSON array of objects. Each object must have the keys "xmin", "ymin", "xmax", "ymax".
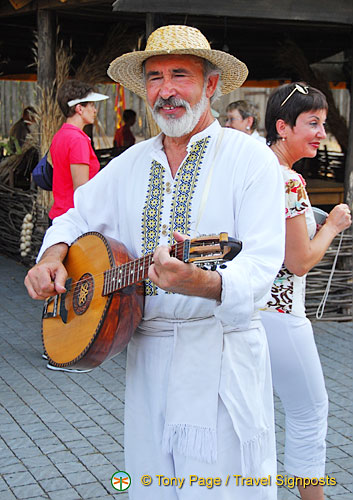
[{"xmin": 306, "ymin": 232, "xmax": 352, "ymax": 321}]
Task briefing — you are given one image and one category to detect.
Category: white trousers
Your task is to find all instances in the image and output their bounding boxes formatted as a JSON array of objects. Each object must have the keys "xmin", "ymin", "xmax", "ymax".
[
  {"xmin": 261, "ymin": 312, "xmax": 328, "ymax": 477},
  {"xmin": 124, "ymin": 329, "xmax": 276, "ymax": 500}
]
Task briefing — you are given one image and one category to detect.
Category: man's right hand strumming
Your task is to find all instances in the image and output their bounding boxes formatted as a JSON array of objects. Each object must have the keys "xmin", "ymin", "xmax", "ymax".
[{"xmin": 24, "ymin": 243, "xmax": 69, "ymax": 300}]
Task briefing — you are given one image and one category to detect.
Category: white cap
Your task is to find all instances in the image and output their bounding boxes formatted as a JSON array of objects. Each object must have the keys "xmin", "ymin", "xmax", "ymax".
[{"xmin": 67, "ymin": 92, "xmax": 109, "ymax": 107}]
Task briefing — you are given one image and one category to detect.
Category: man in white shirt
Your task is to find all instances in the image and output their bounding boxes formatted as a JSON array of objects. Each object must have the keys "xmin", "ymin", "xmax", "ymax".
[{"xmin": 25, "ymin": 25, "xmax": 285, "ymax": 500}]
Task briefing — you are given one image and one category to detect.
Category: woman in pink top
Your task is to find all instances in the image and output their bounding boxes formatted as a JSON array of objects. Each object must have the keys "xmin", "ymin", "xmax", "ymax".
[{"xmin": 49, "ymin": 80, "xmax": 108, "ymax": 221}]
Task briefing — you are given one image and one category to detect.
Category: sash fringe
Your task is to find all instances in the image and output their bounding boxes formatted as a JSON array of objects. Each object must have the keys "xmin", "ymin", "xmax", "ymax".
[
  {"xmin": 242, "ymin": 427, "xmax": 271, "ymax": 476},
  {"xmin": 162, "ymin": 423, "xmax": 217, "ymax": 464}
]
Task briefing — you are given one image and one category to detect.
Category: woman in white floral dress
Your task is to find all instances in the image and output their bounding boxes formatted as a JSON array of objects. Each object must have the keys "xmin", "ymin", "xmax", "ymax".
[{"xmin": 261, "ymin": 82, "xmax": 351, "ymax": 500}]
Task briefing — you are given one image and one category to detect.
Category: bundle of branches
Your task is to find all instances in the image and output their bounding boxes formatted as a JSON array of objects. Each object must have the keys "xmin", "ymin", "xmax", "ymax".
[
  {"xmin": 37, "ymin": 38, "xmax": 71, "ymax": 152},
  {"xmin": 276, "ymin": 40, "xmax": 349, "ymax": 154},
  {"xmin": 32, "ymin": 34, "xmax": 72, "ymax": 212},
  {"xmin": 0, "ymin": 141, "xmax": 37, "ymax": 187},
  {"xmin": 74, "ymin": 27, "xmax": 160, "ymax": 138},
  {"xmin": 145, "ymin": 104, "xmax": 161, "ymax": 138},
  {"xmin": 74, "ymin": 25, "xmax": 141, "ymax": 84}
]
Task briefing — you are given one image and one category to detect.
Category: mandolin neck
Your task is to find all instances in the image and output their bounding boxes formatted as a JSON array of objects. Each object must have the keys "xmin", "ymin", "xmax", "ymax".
[{"xmin": 102, "ymin": 240, "xmax": 189, "ymax": 295}]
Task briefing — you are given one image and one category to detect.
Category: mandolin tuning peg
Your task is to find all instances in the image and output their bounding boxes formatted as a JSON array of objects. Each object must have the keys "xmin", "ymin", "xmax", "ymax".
[
  {"xmin": 210, "ymin": 264, "xmax": 217, "ymax": 271},
  {"xmin": 219, "ymin": 264, "xmax": 227, "ymax": 269}
]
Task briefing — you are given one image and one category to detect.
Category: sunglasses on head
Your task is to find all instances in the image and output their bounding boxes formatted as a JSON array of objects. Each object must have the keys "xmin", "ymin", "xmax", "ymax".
[{"xmin": 280, "ymin": 84, "xmax": 309, "ymax": 107}]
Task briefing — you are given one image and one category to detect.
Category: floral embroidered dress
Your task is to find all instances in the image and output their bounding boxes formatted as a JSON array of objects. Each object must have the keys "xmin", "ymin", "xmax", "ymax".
[{"xmin": 264, "ymin": 167, "xmax": 316, "ymax": 317}]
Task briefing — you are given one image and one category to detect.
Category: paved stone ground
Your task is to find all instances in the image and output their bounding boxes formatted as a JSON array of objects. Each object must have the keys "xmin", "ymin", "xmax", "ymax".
[{"xmin": 0, "ymin": 254, "xmax": 352, "ymax": 499}]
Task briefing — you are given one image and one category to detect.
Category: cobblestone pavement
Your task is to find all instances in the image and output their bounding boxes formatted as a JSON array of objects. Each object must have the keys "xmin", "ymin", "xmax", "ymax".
[{"xmin": 0, "ymin": 254, "xmax": 352, "ymax": 499}]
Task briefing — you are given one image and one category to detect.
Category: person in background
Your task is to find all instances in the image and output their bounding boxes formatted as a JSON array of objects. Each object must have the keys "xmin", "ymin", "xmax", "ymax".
[
  {"xmin": 113, "ymin": 109, "xmax": 136, "ymax": 149},
  {"xmin": 225, "ymin": 99, "xmax": 266, "ymax": 143},
  {"xmin": 9, "ymin": 106, "xmax": 37, "ymax": 152},
  {"xmin": 49, "ymin": 80, "xmax": 109, "ymax": 222},
  {"xmin": 261, "ymin": 82, "xmax": 351, "ymax": 500}
]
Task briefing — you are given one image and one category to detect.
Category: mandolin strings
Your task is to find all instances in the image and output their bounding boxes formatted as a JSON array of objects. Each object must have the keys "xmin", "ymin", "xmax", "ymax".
[{"xmin": 53, "ymin": 239, "xmax": 188, "ymax": 295}]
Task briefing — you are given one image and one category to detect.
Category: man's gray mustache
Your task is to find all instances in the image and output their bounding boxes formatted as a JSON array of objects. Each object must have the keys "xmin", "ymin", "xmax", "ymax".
[{"xmin": 153, "ymin": 97, "xmax": 188, "ymax": 111}]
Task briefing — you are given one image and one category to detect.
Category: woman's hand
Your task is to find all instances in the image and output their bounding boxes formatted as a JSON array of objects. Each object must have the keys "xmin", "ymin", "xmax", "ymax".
[
  {"xmin": 325, "ymin": 203, "xmax": 351, "ymax": 233},
  {"xmin": 285, "ymin": 203, "xmax": 351, "ymax": 277}
]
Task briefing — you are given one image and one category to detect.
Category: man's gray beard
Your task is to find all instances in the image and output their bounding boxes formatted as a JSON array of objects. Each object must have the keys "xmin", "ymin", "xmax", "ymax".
[{"xmin": 151, "ymin": 89, "xmax": 209, "ymax": 138}]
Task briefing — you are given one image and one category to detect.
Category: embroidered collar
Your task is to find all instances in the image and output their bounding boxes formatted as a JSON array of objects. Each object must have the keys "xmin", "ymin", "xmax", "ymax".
[{"xmin": 151, "ymin": 120, "xmax": 221, "ymax": 154}]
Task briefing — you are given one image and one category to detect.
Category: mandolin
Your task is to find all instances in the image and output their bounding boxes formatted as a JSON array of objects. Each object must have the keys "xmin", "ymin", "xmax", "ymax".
[{"xmin": 42, "ymin": 232, "xmax": 242, "ymax": 371}]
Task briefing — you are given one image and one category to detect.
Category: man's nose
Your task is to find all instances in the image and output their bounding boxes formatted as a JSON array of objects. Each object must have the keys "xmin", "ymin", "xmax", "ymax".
[{"xmin": 158, "ymin": 78, "xmax": 177, "ymax": 99}]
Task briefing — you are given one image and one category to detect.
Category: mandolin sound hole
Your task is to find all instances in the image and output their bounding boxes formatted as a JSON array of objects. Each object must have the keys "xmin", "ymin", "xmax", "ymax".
[{"xmin": 72, "ymin": 273, "xmax": 94, "ymax": 315}]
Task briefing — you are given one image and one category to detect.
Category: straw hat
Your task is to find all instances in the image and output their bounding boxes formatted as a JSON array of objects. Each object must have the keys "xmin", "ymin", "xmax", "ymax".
[{"xmin": 107, "ymin": 25, "xmax": 248, "ymax": 98}]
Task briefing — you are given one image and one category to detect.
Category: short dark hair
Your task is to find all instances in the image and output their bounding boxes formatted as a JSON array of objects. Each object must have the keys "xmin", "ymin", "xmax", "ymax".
[
  {"xmin": 123, "ymin": 109, "xmax": 136, "ymax": 123},
  {"xmin": 22, "ymin": 106, "xmax": 37, "ymax": 120},
  {"xmin": 226, "ymin": 100, "xmax": 260, "ymax": 130},
  {"xmin": 265, "ymin": 82, "xmax": 328, "ymax": 145},
  {"xmin": 57, "ymin": 80, "xmax": 95, "ymax": 118}
]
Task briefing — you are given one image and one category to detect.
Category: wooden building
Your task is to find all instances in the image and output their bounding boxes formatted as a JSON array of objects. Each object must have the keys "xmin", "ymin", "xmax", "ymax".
[{"xmin": 0, "ymin": 0, "xmax": 352, "ymax": 206}]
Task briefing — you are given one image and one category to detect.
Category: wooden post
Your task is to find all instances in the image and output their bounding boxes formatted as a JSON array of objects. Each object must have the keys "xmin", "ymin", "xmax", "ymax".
[
  {"xmin": 146, "ymin": 13, "xmax": 155, "ymax": 39},
  {"xmin": 37, "ymin": 9, "xmax": 56, "ymax": 92},
  {"xmin": 36, "ymin": 9, "xmax": 56, "ymax": 215}
]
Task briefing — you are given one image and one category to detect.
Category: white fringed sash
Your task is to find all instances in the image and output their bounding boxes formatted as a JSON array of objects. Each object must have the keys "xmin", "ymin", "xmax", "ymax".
[{"xmin": 137, "ymin": 316, "xmax": 271, "ymax": 473}]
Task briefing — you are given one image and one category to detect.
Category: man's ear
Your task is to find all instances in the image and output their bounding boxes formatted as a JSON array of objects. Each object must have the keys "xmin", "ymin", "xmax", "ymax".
[{"xmin": 205, "ymin": 74, "xmax": 220, "ymax": 99}]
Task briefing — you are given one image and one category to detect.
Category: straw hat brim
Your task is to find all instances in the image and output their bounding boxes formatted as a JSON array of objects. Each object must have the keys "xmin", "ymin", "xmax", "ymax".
[{"xmin": 107, "ymin": 48, "xmax": 248, "ymax": 98}]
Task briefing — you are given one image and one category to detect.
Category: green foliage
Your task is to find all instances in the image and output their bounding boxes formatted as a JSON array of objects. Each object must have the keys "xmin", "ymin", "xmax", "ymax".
[{"xmin": 0, "ymin": 137, "xmax": 22, "ymax": 156}]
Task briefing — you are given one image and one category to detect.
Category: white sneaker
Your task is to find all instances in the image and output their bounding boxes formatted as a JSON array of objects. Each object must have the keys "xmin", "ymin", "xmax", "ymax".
[{"xmin": 46, "ymin": 363, "xmax": 92, "ymax": 373}]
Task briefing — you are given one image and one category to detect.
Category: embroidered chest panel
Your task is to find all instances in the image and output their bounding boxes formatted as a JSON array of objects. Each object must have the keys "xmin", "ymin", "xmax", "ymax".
[{"xmin": 141, "ymin": 136, "xmax": 210, "ymax": 295}]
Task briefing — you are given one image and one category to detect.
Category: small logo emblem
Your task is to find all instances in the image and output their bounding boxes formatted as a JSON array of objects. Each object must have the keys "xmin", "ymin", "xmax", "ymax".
[
  {"xmin": 73, "ymin": 273, "xmax": 94, "ymax": 315},
  {"xmin": 111, "ymin": 470, "xmax": 131, "ymax": 491}
]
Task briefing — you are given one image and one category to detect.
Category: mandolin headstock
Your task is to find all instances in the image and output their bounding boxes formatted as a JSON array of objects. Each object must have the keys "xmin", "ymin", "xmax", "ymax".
[{"xmin": 179, "ymin": 232, "xmax": 242, "ymax": 270}]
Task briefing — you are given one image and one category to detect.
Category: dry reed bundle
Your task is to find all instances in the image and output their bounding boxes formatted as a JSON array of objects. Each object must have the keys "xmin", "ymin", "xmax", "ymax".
[
  {"xmin": 145, "ymin": 103, "xmax": 161, "ymax": 138},
  {"xmin": 3, "ymin": 26, "xmax": 146, "ymax": 264},
  {"xmin": 33, "ymin": 36, "xmax": 72, "ymax": 210},
  {"xmin": 276, "ymin": 40, "xmax": 349, "ymax": 153},
  {"xmin": 0, "ymin": 141, "xmax": 36, "ymax": 185},
  {"xmin": 38, "ymin": 39, "xmax": 71, "ymax": 152},
  {"xmin": 74, "ymin": 26, "xmax": 140, "ymax": 85},
  {"xmin": 74, "ymin": 26, "xmax": 162, "ymax": 138}
]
